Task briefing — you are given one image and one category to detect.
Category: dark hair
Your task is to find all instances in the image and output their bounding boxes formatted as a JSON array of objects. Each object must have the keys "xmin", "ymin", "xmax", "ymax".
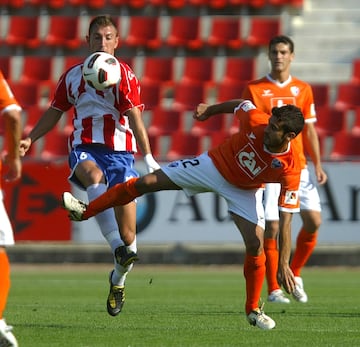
[
  {"xmin": 271, "ymin": 105, "xmax": 304, "ymax": 136},
  {"xmin": 268, "ymin": 35, "xmax": 294, "ymax": 53},
  {"xmin": 88, "ymin": 15, "xmax": 118, "ymax": 36}
]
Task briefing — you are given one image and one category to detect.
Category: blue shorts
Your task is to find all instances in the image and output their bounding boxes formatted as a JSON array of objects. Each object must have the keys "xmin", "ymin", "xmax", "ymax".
[{"xmin": 68, "ymin": 144, "xmax": 139, "ymax": 190}]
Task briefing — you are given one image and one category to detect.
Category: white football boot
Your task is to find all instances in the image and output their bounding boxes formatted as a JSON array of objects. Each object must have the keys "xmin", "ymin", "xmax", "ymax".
[
  {"xmin": 292, "ymin": 276, "xmax": 308, "ymax": 303},
  {"xmin": 267, "ymin": 289, "xmax": 290, "ymax": 304}
]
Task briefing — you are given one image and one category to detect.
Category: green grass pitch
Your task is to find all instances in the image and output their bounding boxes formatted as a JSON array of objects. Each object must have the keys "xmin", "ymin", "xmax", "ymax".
[{"xmin": 6, "ymin": 264, "xmax": 360, "ymax": 347}]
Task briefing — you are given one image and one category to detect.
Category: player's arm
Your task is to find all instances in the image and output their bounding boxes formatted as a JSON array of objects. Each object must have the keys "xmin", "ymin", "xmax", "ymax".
[
  {"xmin": 194, "ymin": 99, "xmax": 245, "ymax": 121},
  {"xmin": 127, "ymin": 106, "xmax": 160, "ymax": 173},
  {"xmin": 20, "ymin": 107, "xmax": 63, "ymax": 156},
  {"xmin": 302, "ymin": 122, "xmax": 327, "ymax": 185},
  {"xmin": 277, "ymin": 210, "xmax": 296, "ymax": 293},
  {"xmin": 3, "ymin": 107, "xmax": 22, "ymax": 181}
]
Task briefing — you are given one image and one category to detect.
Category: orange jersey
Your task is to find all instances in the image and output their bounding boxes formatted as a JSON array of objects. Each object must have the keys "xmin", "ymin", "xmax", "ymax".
[
  {"xmin": 0, "ymin": 70, "xmax": 21, "ymax": 188},
  {"xmin": 209, "ymin": 100, "xmax": 302, "ymax": 211},
  {"xmin": 242, "ymin": 75, "xmax": 316, "ymax": 169}
]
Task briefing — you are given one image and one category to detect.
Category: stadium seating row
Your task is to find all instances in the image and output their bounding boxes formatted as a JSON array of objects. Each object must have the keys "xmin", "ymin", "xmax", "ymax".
[
  {"xmin": 0, "ymin": 15, "xmax": 281, "ymax": 52},
  {"xmin": 0, "ymin": 0, "xmax": 303, "ymax": 11}
]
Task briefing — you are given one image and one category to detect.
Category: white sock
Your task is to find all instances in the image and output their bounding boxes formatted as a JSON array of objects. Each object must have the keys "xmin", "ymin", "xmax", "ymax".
[
  {"xmin": 112, "ymin": 236, "xmax": 137, "ymax": 286},
  {"xmin": 86, "ymin": 183, "xmax": 123, "ymax": 253}
]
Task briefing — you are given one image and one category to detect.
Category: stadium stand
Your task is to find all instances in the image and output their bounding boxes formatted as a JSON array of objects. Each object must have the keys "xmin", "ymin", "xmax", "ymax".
[
  {"xmin": 166, "ymin": 16, "xmax": 203, "ymax": 51},
  {"xmin": 207, "ymin": 16, "xmax": 244, "ymax": 50},
  {"xmin": 330, "ymin": 132, "xmax": 360, "ymax": 160},
  {"xmin": 124, "ymin": 16, "xmax": 162, "ymax": 50},
  {"xmin": 1, "ymin": 0, "xmax": 357, "ymax": 161},
  {"xmin": 147, "ymin": 107, "xmax": 184, "ymax": 136},
  {"xmin": 4, "ymin": 16, "xmax": 41, "ymax": 49}
]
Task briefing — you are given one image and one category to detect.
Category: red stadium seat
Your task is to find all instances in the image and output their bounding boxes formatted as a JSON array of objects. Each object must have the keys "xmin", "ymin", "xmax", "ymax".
[
  {"xmin": 166, "ymin": 17, "xmax": 203, "ymax": 51},
  {"xmin": 69, "ymin": 0, "xmax": 106, "ymax": 6},
  {"xmin": 334, "ymin": 83, "xmax": 360, "ymax": 111},
  {"xmin": 167, "ymin": 132, "xmax": 204, "ymax": 161},
  {"xmin": 330, "ymin": 132, "xmax": 360, "ymax": 160},
  {"xmin": 311, "ymin": 83, "xmax": 330, "ymax": 107},
  {"xmin": 8, "ymin": 82, "xmax": 41, "ymax": 109},
  {"xmin": 44, "ymin": 16, "xmax": 83, "ymax": 50},
  {"xmin": 314, "ymin": 106, "xmax": 345, "ymax": 137},
  {"xmin": 141, "ymin": 57, "xmax": 175, "ymax": 86},
  {"xmin": 5, "ymin": 16, "xmax": 40, "ymax": 49},
  {"xmin": 148, "ymin": 107, "xmax": 184, "ymax": 136},
  {"xmin": 20, "ymin": 56, "xmax": 54, "ymax": 84},
  {"xmin": 223, "ymin": 57, "xmax": 256, "ymax": 83},
  {"xmin": 173, "ymin": 82, "xmax": 208, "ymax": 111},
  {"xmin": 141, "ymin": 81, "xmax": 163, "ymax": 110},
  {"xmin": 248, "ymin": 0, "xmax": 267, "ymax": 7},
  {"xmin": 23, "ymin": 105, "xmax": 44, "ymax": 136},
  {"xmin": 191, "ymin": 114, "xmax": 228, "ymax": 136},
  {"xmin": 41, "ymin": 130, "xmax": 70, "ymax": 160},
  {"xmin": 125, "ymin": 17, "xmax": 162, "ymax": 50},
  {"xmin": 215, "ymin": 80, "xmax": 247, "ymax": 103},
  {"xmin": 207, "ymin": 17, "xmax": 244, "ymax": 50},
  {"xmin": 181, "ymin": 57, "xmax": 215, "ymax": 86},
  {"xmin": 246, "ymin": 17, "xmax": 281, "ymax": 47},
  {"xmin": 208, "ymin": 0, "xmax": 228, "ymax": 8}
]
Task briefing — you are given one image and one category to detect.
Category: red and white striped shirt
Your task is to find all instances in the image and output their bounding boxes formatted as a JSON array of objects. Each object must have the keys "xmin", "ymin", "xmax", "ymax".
[{"xmin": 51, "ymin": 60, "xmax": 144, "ymax": 152}]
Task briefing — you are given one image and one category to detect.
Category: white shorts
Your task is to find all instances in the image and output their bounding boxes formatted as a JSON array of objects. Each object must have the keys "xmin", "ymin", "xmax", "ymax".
[
  {"xmin": 162, "ymin": 152, "xmax": 265, "ymax": 228},
  {"xmin": 0, "ymin": 190, "xmax": 15, "ymax": 246},
  {"xmin": 264, "ymin": 166, "xmax": 321, "ymax": 221}
]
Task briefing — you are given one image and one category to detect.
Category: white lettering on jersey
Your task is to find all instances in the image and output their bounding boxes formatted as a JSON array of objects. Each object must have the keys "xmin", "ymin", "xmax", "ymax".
[{"xmin": 236, "ymin": 143, "xmax": 267, "ymax": 179}]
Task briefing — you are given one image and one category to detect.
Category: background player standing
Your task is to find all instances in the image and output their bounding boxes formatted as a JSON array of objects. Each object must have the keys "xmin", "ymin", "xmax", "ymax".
[{"xmin": 242, "ymin": 35, "xmax": 327, "ymax": 304}]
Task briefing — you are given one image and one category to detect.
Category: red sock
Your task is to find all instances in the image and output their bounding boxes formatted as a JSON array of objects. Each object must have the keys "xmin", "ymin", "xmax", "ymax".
[
  {"xmin": 84, "ymin": 177, "xmax": 141, "ymax": 219},
  {"xmin": 264, "ymin": 238, "xmax": 280, "ymax": 294},
  {"xmin": 0, "ymin": 251, "xmax": 10, "ymax": 319},
  {"xmin": 290, "ymin": 228, "xmax": 317, "ymax": 277},
  {"xmin": 243, "ymin": 252, "xmax": 266, "ymax": 315}
]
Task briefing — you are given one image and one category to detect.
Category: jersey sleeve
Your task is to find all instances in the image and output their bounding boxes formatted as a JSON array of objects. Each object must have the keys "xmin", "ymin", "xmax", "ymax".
[
  {"xmin": 117, "ymin": 63, "xmax": 144, "ymax": 114},
  {"xmin": 278, "ymin": 171, "xmax": 301, "ymax": 212},
  {"xmin": 0, "ymin": 70, "xmax": 21, "ymax": 112},
  {"xmin": 51, "ymin": 71, "xmax": 74, "ymax": 112}
]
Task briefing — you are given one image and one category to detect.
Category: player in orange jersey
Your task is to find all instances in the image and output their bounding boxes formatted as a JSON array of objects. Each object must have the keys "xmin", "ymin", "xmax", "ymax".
[
  {"xmin": 242, "ymin": 35, "xmax": 327, "ymax": 304},
  {"xmin": 0, "ymin": 70, "xmax": 21, "ymax": 347},
  {"xmin": 63, "ymin": 99, "xmax": 305, "ymax": 330}
]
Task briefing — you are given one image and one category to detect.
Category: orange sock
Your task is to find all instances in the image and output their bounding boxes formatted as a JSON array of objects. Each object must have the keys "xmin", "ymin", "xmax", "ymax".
[
  {"xmin": 84, "ymin": 177, "xmax": 141, "ymax": 219},
  {"xmin": 290, "ymin": 228, "xmax": 317, "ymax": 277},
  {"xmin": 264, "ymin": 238, "xmax": 280, "ymax": 294},
  {"xmin": 0, "ymin": 251, "xmax": 10, "ymax": 319},
  {"xmin": 243, "ymin": 252, "xmax": 266, "ymax": 315}
]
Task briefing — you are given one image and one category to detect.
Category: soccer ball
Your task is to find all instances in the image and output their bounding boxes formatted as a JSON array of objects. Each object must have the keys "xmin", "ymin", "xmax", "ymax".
[{"xmin": 82, "ymin": 52, "xmax": 121, "ymax": 91}]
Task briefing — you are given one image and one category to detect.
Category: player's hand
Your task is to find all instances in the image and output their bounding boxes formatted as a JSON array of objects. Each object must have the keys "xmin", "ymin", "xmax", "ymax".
[
  {"xmin": 144, "ymin": 154, "xmax": 160, "ymax": 173},
  {"xmin": 19, "ymin": 137, "xmax": 32, "ymax": 157},
  {"xmin": 3, "ymin": 156, "xmax": 21, "ymax": 182},
  {"xmin": 193, "ymin": 103, "xmax": 211, "ymax": 122},
  {"xmin": 315, "ymin": 166, "xmax": 327, "ymax": 185},
  {"xmin": 277, "ymin": 263, "xmax": 296, "ymax": 294}
]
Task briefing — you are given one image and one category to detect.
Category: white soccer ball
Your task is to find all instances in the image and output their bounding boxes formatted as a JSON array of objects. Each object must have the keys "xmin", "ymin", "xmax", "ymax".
[{"xmin": 82, "ymin": 52, "xmax": 121, "ymax": 91}]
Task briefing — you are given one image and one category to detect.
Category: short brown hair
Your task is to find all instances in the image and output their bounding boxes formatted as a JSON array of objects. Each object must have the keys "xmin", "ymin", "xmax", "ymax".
[{"xmin": 88, "ymin": 15, "xmax": 118, "ymax": 37}]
